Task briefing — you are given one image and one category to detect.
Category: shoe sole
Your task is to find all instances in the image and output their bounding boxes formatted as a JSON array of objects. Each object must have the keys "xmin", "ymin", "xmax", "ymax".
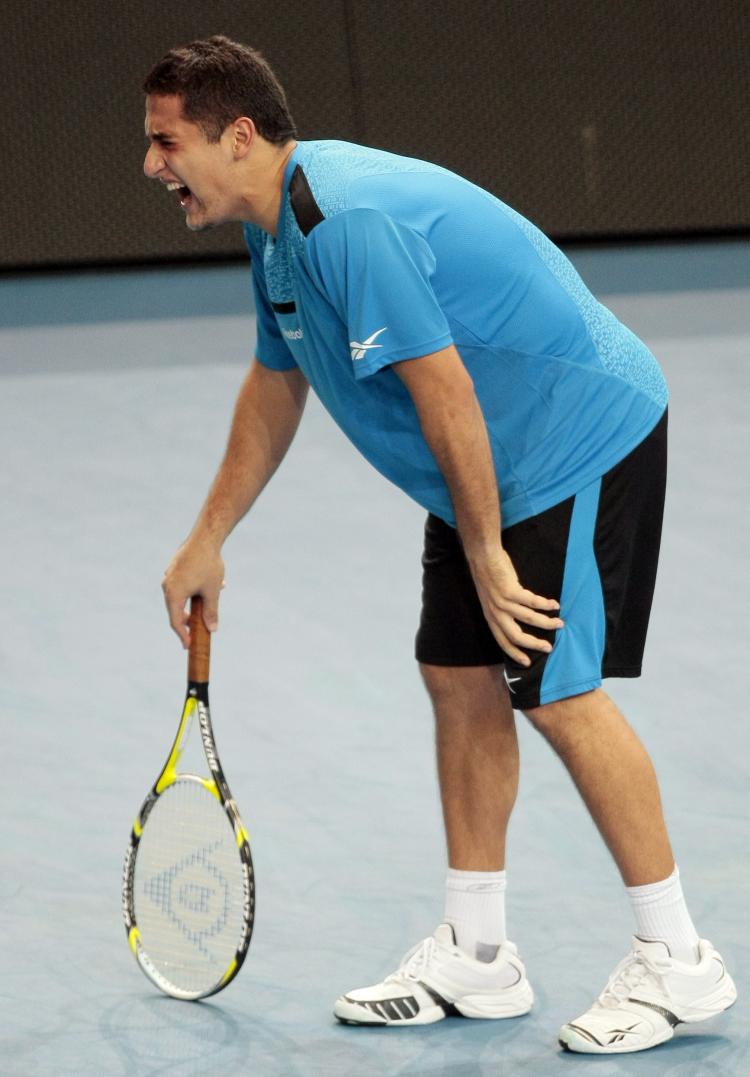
[{"xmin": 334, "ymin": 981, "xmax": 534, "ymax": 1027}]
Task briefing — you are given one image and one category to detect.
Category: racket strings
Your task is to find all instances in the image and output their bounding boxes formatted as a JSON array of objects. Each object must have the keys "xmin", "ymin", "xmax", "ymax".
[{"xmin": 133, "ymin": 777, "xmax": 246, "ymax": 995}]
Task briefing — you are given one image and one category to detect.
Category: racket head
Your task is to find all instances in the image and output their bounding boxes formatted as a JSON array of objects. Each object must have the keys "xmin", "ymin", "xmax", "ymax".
[{"xmin": 123, "ymin": 694, "xmax": 254, "ymax": 1000}]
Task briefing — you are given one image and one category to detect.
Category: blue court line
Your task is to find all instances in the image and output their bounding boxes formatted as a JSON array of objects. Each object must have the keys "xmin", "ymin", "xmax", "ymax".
[
  {"xmin": 1, "ymin": 240, "xmax": 748, "ymax": 330},
  {"xmin": 0, "ymin": 263, "xmax": 254, "ymax": 329}
]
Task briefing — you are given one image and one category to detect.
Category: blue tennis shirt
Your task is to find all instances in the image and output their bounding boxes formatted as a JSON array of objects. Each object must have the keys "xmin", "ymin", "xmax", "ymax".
[{"xmin": 244, "ymin": 140, "xmax": 667, "ymax": 528}]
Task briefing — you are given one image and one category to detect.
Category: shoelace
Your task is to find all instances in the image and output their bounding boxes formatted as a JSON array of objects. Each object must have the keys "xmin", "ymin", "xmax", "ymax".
[
  {"xmin": 598, "ymin": 949, "xmax": 673, "ymax": 1009},
  {"xmin": 385, "ymin": 936, "xmax": 439, "ymax": 986}
]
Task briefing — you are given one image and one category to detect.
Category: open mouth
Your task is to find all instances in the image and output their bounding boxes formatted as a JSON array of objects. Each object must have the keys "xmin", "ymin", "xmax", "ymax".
[{"xmin": 166, "ymin": 181, "xmax": 193, "ymax": 208}]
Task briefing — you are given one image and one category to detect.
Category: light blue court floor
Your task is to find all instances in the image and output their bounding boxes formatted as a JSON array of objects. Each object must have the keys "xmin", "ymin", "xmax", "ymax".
[{"xmin": 2, "ymin": 243, "xmax": 749, "ymax": 1076}]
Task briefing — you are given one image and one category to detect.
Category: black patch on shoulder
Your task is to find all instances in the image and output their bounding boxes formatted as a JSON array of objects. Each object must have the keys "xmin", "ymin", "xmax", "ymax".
[{"xmin": 289, "ymin": 165, "xmax": 325, "ymax": 236}]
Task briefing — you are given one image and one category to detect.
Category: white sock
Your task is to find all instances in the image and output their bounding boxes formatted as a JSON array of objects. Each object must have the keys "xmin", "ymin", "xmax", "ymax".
[
  {"xmin": 626, "ymin": 865, "xmax": 700, "ymax": 964},
  {"xmin": 444, "ymin": 868, "xmax": 507, "ymax": 962}
]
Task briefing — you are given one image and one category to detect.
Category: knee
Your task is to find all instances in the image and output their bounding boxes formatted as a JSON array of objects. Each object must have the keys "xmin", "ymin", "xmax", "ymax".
[
  {"xmin": 522, "ymin": 691, "xmax": 598, "ymax": 747},
  {"xmin": 523, "ymin": 698, "xmax": 568, "ymax": 739}
]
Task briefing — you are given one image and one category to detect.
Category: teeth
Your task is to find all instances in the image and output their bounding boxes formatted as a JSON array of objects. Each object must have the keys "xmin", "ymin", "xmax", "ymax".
[{"xmin": 166, "ymin": 182, "xmax": 182, "ymax": 191}]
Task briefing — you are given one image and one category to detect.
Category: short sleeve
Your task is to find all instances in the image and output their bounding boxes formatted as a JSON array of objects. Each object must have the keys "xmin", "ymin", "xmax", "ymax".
[
  {"xmin": 304, "ymin": 208, "xmax": 453, "ymax": 379},
  {"xmin": 243, "ymin": 226, "xmax": 298, "ymax": 372}
]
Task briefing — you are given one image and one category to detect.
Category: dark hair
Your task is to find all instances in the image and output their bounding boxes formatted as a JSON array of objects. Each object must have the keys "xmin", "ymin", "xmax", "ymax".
[{"xmin": 143, "ymin": 35, "xmax": 297, "ymax": 144}]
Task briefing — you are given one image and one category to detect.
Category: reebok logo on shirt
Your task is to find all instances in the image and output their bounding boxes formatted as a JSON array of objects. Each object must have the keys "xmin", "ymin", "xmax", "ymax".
[
  {"xmin": 350, "ymin": 327, "xmax": 387, "ymax": 361},
  {"xmin": 283, "ymin": 327, "xmax": 304, "ymax": 341}
]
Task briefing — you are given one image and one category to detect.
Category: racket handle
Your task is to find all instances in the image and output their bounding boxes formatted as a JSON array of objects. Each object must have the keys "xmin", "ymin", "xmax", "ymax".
[{"xmin": 188, "ymin": 595, "xmax": 211, "ymax": 682}]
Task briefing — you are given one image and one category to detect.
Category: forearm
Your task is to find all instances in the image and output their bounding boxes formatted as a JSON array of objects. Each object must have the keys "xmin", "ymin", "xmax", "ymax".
[
  {"xmin": 394, "ymin": 345, "xmax": 561, "ymax": 663},
  {"xmin": 420, "ymin": 390, "xmax": 503, "ymax": 562},
  {"xmin": 191, "ymin": 359, "xmax": 308, "ymax": 548},
  {"xmin": 395, "ymin": 347, "xmax": 503, "ymax": 566}
]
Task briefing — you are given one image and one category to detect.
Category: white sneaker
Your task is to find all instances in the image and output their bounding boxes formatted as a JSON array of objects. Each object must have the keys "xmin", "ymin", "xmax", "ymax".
[
  {"xmin": 559, "ymin": 936, "xmax": 737, "ymax": 1054},
  {"xmin": 333, "ymin": 923, "xmax": 533, "ymax": 1025}
]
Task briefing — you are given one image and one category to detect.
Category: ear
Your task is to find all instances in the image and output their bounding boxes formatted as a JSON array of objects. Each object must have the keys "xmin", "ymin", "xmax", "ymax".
[{"xmin": 230, "ymin": 117, "xmax": 255, "ymax": 158}]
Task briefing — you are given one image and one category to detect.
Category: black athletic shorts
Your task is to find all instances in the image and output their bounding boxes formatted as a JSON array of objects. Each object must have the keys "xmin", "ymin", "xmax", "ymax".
[{"xmin": 415, "ymin": 409, "xmax": 668, "ymax": 710}]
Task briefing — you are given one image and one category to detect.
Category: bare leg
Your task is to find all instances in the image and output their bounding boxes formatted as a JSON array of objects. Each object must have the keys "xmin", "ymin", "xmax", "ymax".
[
  {"xmin": 524, "ymin": 688, "xmax": 674, "ymax": 886},
  {"xmin": 420, "ymin": 663, "xmax": 518, "ymax": 871}
]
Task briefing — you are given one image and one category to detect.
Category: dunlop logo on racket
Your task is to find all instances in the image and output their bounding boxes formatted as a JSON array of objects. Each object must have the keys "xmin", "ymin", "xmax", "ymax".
[
  {"xmin": 122, "ymin": 596, "xmax": 255, "ymax": 1000},
  {"xmin": 198, "ymin": 706, "xmax": 220, "ymax": 775}
]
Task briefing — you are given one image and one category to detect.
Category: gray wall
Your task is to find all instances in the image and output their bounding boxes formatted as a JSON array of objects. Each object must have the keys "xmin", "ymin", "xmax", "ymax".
[{"xmin": 4, "ymin": 0, "xmax": 749, "ymax": 269}]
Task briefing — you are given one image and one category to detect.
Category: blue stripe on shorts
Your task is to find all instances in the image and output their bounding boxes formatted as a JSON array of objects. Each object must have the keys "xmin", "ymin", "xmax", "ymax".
[{"xmin": 539, "ymin": 478, "xmax": 605, "ymax": 705}]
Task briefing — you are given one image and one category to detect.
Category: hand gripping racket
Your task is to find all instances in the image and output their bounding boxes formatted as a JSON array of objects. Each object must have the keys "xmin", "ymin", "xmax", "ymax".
[{"xmin": 122, "ymin": 596, "xmax": 255, "ymax": 999}]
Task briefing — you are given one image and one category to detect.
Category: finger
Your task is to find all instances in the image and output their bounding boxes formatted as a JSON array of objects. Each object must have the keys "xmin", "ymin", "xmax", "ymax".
[
  {"xmin": 201, "ymin": 590, "xmax": 221, "ymax": 632},
  {"xmin": 204, "ymin": 559, "xmax": 227, "ymax": 631},
  {"xmin": 486, "ymin": 617, "xmax": 551, "ymax": 666},
  {"xmin": 170, "ymin": 607, "xmax": 191, "ymax": 648},
  {"xmin": 502, "ymin": 641, "xmax": 532, "ymax": 666},
  {"xmin": 504, "ymin": 605, "xmax": 564, "ymax": 630},
  {"xmin": 162, "ymin": 581, "xmax": 190, "ymax": 648},
  {"xmin": 498, "ymin": 617, "xmax": 554, "ymax": 654},
  {"xmin": 511, "ymin": 630, "xmax": 553, "ymax": 654},
  {"xmin": 517, "ymin": 589, "xmax": 561, "ymax": 612}
]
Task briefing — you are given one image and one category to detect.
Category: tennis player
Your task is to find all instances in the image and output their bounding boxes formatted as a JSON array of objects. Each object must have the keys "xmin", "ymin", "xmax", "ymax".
[{"xmin": 146, "ymin": 37, "xmax": 736, "ymax": 1054}]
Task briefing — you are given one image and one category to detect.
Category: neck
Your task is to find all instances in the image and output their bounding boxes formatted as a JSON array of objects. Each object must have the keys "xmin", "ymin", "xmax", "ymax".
[{"xmin": 237, "ymin": 139, "xmax": 297, "ymax": 236}]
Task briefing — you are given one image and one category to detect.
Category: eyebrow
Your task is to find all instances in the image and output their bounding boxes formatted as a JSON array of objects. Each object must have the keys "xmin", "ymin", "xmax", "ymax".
[{"xmin": 146, "ymin": 130, "xmax": 176, "ymax": 143}]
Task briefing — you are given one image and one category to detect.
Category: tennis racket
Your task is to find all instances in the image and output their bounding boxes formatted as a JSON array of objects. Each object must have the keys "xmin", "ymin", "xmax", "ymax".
[{"xmin": 122, "ymin": 596, "xmax": 255, "ymax": 1000}]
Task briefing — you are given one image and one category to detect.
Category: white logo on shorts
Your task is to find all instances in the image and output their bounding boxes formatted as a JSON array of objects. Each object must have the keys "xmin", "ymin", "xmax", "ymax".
[{"xmin": 503, "ymin": 671, "xmax": 523, "ymax": 693}]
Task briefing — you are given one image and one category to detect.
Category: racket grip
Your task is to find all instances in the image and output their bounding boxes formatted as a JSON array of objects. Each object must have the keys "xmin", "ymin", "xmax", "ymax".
[{"xmin": 188, "ymin": 595, "xmax": 211, "ymax": 682}]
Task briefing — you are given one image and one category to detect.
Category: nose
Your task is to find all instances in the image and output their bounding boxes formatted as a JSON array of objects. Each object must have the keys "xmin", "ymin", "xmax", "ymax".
[{"xmin": 143, "ymin": 144, "xmax": 165, "ymax": 178}]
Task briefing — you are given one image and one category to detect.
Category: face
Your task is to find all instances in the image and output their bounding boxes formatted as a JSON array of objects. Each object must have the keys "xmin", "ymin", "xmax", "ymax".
[{"xmin": 143, "ymin": 94, "xmax": 236, "ymax": 231}]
